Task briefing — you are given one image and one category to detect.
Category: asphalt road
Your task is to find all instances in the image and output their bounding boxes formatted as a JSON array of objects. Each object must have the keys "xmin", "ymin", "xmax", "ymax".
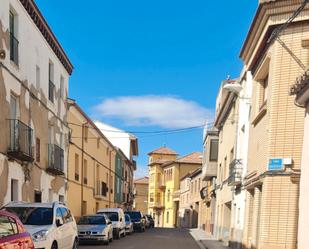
[{"xmin": 79, "ymin": 228, "xmax": 201, "ymax": 249}]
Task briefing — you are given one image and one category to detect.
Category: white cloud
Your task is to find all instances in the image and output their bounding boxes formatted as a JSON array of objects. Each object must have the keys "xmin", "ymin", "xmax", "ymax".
[{"xmin": 94, "ymin": 95, "xmax": 213, "ymax": 128}]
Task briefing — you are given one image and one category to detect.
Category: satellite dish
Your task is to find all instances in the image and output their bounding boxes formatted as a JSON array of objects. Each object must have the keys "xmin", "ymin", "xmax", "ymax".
[{"xmin": 223, "ymin": 83, "xmax": 243, "ymax": 94}]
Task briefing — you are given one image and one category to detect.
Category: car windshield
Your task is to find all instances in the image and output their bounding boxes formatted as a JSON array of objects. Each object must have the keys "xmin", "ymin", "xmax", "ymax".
[
  {"xmin": 78, "ymin": 216, "xmax": 106, "ymax": 225},
  {"xmin": 125, "ymin": 215, "xmax": 130, "ymax": 222},
  {"xmin": 4, "ymin": 207, "xmax": 53, "ymax": 225},
  {"xmin": 99, "ymin": 212, "xmax": 118, "ymax": 222},
  {"xmin": 125, "ymin": 212, "xmax": 142, "ymax": 220}
]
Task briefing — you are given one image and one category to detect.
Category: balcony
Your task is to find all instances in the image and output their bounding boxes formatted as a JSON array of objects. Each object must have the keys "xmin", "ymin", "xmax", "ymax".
[
  {"xmin": 47, "ymin": 144, "xmax": 64, "ymax": 175},
  {"xmin": 149, "ymin": 201, "xmax": 164, "ymax": 210},
  {"xmin": 8, "ymin": 119, "xmax": 33, "ymax": 162},
  {"xmin": 228, "ymin": 159, "xmax": 243, "ymax": 186}
]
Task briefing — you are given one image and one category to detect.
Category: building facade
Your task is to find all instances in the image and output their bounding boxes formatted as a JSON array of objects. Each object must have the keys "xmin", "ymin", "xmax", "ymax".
[
  {"xmin": 67, "ymin": 102, "xmax": 116, "ymax": 217},
  {"xmin": 147, "ymin": 147, "xmax": 202, "ymax": 228},
  {"xmin": 291, "ymin": 71, "xmax": 309, "ymax": 249},
  {"xmin": 201, "ymin": 128, "xmax": 219, "ymax": 236},
  {"xmin": 179, "ymin": 168, "xmax": 205, "ymax": 229},
  {"xmin": 240, "ymin": 1, "xmax": 306, "ymax": 248},
  {"xmin": 148, "ymin": 147, "xmax": 178, "ymax": 227},
  {"xmin": 0, "ymin": 0, "xmax": 73, "ymax": 205},
  {"xmin": 133, "ymin": 176, "xmax": 149, "ymax": 215},
  {"xmin": 114, "ymin": 148, "xmax": 135, "ymax": 210},
  {"xmin": 214, "ymin": 79, "xmax": 239, "ymax": 245}
]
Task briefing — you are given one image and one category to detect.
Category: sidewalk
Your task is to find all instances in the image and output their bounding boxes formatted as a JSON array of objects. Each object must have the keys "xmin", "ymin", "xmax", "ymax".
[{"xmin": 189, "ymin": 229, "xmax": 229, "ymax": 249}]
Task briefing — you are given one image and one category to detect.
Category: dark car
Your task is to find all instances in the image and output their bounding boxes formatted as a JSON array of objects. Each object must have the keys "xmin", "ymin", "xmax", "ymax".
[
  {"xmin": 124, "ymin": 211, "xmax": 146, "ymax": 232},
  {"xmin": 0, "ymin": 210, "xmax": 35, "ymax": 249},
  {"xmin": 145, "ymin": 215, "xmax": 154, "ymax": 228}
]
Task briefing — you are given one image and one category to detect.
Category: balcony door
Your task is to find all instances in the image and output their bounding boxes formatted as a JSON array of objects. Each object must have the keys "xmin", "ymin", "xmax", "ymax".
[{"xmin": 10, "ymin": 94, "xmax": 18, "ymax": 150}]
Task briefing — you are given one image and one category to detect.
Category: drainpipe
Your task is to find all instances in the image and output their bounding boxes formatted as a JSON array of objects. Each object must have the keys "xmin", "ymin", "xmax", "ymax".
[
  {"xmin": 81, "ymin": 123, "xmax": 86, "ymax": 215},
  {"xmin": 109, "ymin": 150, "xmax": 112, "ymax": 208}
]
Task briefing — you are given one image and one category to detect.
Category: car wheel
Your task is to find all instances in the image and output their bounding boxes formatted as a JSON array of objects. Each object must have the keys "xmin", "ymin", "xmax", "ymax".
[
  {"xmin": 51, "ymin": 242, "xmax": 57, "ymax": 249},
  {"xmin": 109, "ymin": 231, "xmax": 113, "ymax": 242}
]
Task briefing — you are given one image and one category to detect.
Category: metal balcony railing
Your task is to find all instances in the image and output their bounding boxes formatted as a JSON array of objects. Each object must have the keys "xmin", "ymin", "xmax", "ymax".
[
  {"xmin": 8, "ymin": 119, "xmax": 33, "ymax": 162},
  {"xmin": 47, "ymin": 144, "xmax": 64, "ymax": 175},
  {"xmin": 149, "ymin": 201, "xmax": 164, "ymax": 209},
  {"xmin": 228, "ymin": 159, "xmax": 243, "ymax": 186},
  {"xmin": 10, "ymin": 32, "xmax": 19, "ymax": 65}
]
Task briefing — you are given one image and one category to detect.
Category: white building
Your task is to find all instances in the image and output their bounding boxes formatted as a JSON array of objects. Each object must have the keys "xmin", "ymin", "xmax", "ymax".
[
  {"xmin": 0, "ymin": 0, "xmax": 73, "ymax": 205},
  {"xmin": 225, "ymin": 70, "xmax": 252, "ymax": 248},
  {"xmin": 95, "ymin": 121, "xmax": 138, "ymax": 161}
]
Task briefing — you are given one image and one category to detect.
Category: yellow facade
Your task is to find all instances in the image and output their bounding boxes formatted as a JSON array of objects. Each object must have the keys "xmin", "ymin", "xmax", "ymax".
[
  {"xmin": 67, "ymin": 102, "xmax": 116, "ymax": 218},
  {"xmin": 147, "ymin": 147, "xmax": 202, "ymax": 228}
]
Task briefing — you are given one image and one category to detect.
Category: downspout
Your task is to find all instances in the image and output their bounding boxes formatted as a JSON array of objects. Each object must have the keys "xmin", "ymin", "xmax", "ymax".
[
  {"xmin": 109, "ymin": 150, "xmax": 112, "ymax": 208},
  {"xmin": 81, "ymin": 123, "xmax": 86, "ymax": 215}
]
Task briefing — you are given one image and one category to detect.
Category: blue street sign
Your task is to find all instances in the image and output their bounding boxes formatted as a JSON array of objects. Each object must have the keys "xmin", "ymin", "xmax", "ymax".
[{"xmin": 268, "ymin": 158, "xmax": 283, "ymax": 171}]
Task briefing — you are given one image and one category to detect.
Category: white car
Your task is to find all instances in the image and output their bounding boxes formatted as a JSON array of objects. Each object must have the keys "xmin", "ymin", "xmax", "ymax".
[
  {"xmin": 97, "ymin": 208, "xmax": 126, "ymax": 239},
  {"xmin": 77, "ymin": 214, "xmax": 113, "ymax": 245},
  {"xmin": 3, "ymin": 202, "xmax": 78, "ymax": 249}
]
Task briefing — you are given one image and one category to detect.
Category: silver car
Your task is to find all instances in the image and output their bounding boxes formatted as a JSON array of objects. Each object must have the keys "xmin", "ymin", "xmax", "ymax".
[
  {"xmin": 125, "ymin": 214, "xmax": 134, "ymax": 235},
  {"xmin": 77, "ymin": 215, "xmax": 113, "ymax": 245}
]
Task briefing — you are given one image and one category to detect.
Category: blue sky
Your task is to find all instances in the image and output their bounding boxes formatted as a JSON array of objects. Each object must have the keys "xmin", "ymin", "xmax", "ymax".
[{"xmin": 36, "ymin": 0, "xmax": 257, "ymax": 177}]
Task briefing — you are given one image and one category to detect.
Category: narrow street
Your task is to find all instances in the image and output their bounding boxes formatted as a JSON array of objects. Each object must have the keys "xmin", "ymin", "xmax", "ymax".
[{"xmin": 80, "ymin": 228, "xmax": 200, "ymax": 249}]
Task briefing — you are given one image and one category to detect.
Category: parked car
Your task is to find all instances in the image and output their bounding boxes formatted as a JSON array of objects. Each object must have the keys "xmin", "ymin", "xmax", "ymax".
[
  {"xmin": 77, "ymin": 214, "xmax": 113, "ymax": 245},
  {"xmin": 125, "ymin": 211, "xmax": 146, "ymax": 232},
  {"xmin": 144, "ymin": 215, "xmax": 150, "ymax": 228},
  {"xmin": 2, "ymin": 202, "xmax": 78, "ymax": 249},
  {"xmin": 145, "ymin": 215, "xmax": 154, "ymax": 228},
  {"xmin": 97, "ymin": 208, "xmax": 126, "ymax": 239},
  {"xmin": 124, "ymin": 214, "xmax": 133, "ymax": 235},
  {"xmin": 0, "ymin": 210, "xmax": 35, "ymax": 249}
]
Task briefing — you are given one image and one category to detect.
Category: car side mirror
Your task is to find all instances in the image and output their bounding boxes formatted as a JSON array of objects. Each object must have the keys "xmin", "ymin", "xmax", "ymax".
[{"xmin": 56, "ymin": 219, "xmax": 63, "ymax": 227}]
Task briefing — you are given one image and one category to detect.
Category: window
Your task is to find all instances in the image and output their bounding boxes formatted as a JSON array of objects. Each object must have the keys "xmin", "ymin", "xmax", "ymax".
[
  {"xmin": 9, "ymin": 10, "xmax": 18, "ymax": 65},
  {"xmin": 230, "ymin": 148, "xmax": 234, "ymax": 163},
  {"xmin": 84, "ymin": 126, "xmax": 88, "ymax": 142},
  {"xmin": 11, "ymin": 179, "xmax": 18, "ymax": 201},
  {"xmin": 60, "ymin": 75, "xmax": 64, "ymax": 98},
  {"xmin": 150, "ymin": 193, "xmax": 154, "ymax": 203},
  {"xmin": 209, "ymin": 139, "xmax": 219, "ymax": 162},
  {"xmin": 97, "ymin": 138, "xmax": 100, "ymax": 149},
  {"xmin": 101, "ymin": 182, "xmax": 108, "ymax": 197},
  {"xmin": 36, "ymin": 65, "xmax": 40, "ymax": 89},
  {"xmin": 56, "ymin": 208, "xmax": 64, "ymax": 223},
  {"xmin": 261, "ymin": 74, "xmax": 268, "ymax": 106},
  {"xmin": 74, "ymin": 154, "xmax": 79, "ymax": 181},
  {"xmin": 191, "ymin": 182, "xmax": 193, "ymax": 194},
  {"xmin": 60, "ymin": 208, "xmax": 72, "ymax": 223},
  {"xmin": 167, "ymin": 190, "xmax": 170, "ymax": 202},
  {"xmin": 166, "ymin": 211, "xmax": 169, "ymax": 223},
  {"xmin": 59, "ymin": 195, "xmax": 64, "ymax": 202},
  {"xmin": 83, "ymin": 159, "xmax": 88, "ymax": 185},
  {"xmin": 36, "ymin": 138, "xmax": 40, "ymax": 162},
  {"xmin": 48, "ymin": 62, "xmax": 54, "ymax": 102},
  {"xmin": 34, "ymin": 191, "xmax": 42, "ymax": 203},
  {"xmin": 0, "ymin": 215, "xmax": 18, "ymax": 238}
]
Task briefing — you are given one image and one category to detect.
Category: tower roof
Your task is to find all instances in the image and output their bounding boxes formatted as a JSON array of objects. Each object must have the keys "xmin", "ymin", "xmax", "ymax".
[{"xmin": 148, "ymin": 146, "xmax": 178, "ymax": 156}]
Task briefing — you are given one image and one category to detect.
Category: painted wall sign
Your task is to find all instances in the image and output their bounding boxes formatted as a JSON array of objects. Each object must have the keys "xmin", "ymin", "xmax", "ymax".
[{"xmin": 268, "ymin": 158, "xmax": 284, "ymax": 171}]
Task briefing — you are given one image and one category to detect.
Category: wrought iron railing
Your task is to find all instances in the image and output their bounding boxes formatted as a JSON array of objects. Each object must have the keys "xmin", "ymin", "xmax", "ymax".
[
  {"xmin": 48, "ymin": 144, "xmax": 64, "ymax": 175},
  {"xmin": 8, "ymin": 119, "xmax": 33, "ymax": 161},
  {"xmin": 10, "ymin": 32, "xmax": 19, "ymax": 64},
  {"xmin": 228, "ymin": 159, "xmax": 243, "ymax": 186}
]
